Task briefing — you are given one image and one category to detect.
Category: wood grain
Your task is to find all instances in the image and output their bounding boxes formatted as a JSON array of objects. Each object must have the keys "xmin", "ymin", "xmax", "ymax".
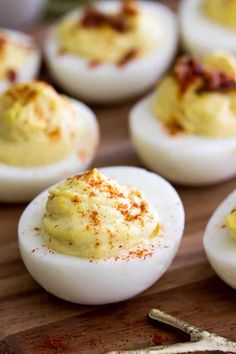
[{"xmin": 1, "ymin": 1, "xmax": 236, "ymax": 353}]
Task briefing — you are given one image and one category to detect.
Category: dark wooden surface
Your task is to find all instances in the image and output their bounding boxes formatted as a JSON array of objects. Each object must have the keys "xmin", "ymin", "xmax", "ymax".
[{"xmin": 1, "ymin": 1, "xmax": 236, "ymax": 353}]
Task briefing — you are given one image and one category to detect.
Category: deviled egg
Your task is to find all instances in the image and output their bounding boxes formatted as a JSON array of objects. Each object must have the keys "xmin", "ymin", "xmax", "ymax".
[
  {"xmin": 130, "ymin": 51, "xmax": 236, "ymax": 185},
  {"xmin": 180, "ymin": 0, "xmax": 236, "ymax": 58},
  {"xmin": 0, "ymin": 81, "xmax": 99, "ymax": 202},
  {"xmin": 0, "ymin": 28, "xmax": 40, "ymax": 93},
  {"xmin": 18, "ymin": 167, "xmax": 184, "ymax": 305},
  {"xmin": 204, "ymin": 190, "xmax": 236, "ymax": 289},
  {"xmin": 44, "ymin": 0, "xmax": 178, "ymax": 104}
]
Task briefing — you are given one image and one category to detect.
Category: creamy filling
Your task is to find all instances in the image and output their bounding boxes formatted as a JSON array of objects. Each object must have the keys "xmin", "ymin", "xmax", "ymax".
[
  {"xmin": 226, "ymin": 208, "xmax": 236, "ymax": 241},
  {"xmin": 0, "ymin": 32, "xmax": 34, "ymax": 81},
  {"xmin": 57, "ymin": 1, "xmax": 161, "ymax": 65},
  {"xmin": 153, "ymin": 52, "xmax": 236, "ymax": 137},
  {"xmin": 202, "ymin": 0, "xmax": 236, "ymax": 30},
  {"xmin": 0, "ymin": 81, "xmax": 80, "ymax": 167},
  {"xmin": 42, "ymin": 169, "xmax": 160, "ymax": 259}
]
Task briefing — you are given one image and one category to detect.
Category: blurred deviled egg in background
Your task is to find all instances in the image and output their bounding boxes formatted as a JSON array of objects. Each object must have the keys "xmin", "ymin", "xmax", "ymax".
[
  {"xmin": 130, "ymin": 51, "xmax": 236, "ymax": 185},
  {"xmin": 0, "ymin": 81, "xmax": 99, "ymax": 203},
  {"xmin": 180, "ymin": 0, "xmax": 236, "ymax": 57},
  {"xmin": 19, "ymin": 167, "xmax": 184, "ymax": 305},
  {"xmin": 0, "ymin": 29, "xmax": 40, "ymax": 93},
  {"xmin": 204, "ymin": 190, "xmax": 236, "ymax": 289},
  {"xmin": 44, "ymin": 0, "xmax": 178, "ymax": 104},
  {"xmin": 0, "ymin": 0, "xmax": 46, "ymax": 28}
]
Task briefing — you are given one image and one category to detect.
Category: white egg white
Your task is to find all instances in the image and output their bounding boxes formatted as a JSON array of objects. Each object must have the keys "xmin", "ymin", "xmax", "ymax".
[
  {"xmin": 44, "ymin": 1, "xmax": 178, "ymax": 104},
  {"xmin": 18, "ymin": 166, "xmax": 184, "ymax": 305},
  {"xmin": 204, "ymin": 190, "xmax": 236, "ymax": 289},
  {"xmin": 0, "ymin": 28, "xmax": 41, "ymax": 93},
  {"xmin": 0, "ymin": 100, "xmax": 99, "ymax": 203},
  {"xmin": 180, "ymin": 0, "xmax": 236, "ymax": 58},
  {"xmin": 129, "ymin": 94, "xmax": 236, "ymax": 186}
]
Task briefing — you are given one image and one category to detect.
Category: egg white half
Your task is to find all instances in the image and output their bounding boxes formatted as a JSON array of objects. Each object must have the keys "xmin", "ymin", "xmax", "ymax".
[
  {"xmin": 204, "ymin": 190, "xmax": 236, "ymax": 289},
  {"xmin": 0, "ymin": 99, "xmax": 99, "ymax": 203},
  {"xmin": 44, "ymin": 1, "xmax": 178, "ymax": 104},
  {"xmin": 0, "ymin": 29, "xmax": 41, "ymax": 93},
  {"xmin": 18, "ymin": 166, "xmax": 184, "ymax": 305},
  {"xmin": 180, "ymin": 0, "xmax": 236, "ymax": 58},
  {"xmin": 129, "ymin": 94, "xmax": 236, "ymax": 185}
]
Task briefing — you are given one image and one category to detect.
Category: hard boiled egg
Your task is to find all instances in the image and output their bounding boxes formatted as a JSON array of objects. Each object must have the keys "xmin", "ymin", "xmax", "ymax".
[
  {"xmin": 130, "ymin": 53, "xmax": 236, "ymax": 186},
  {"xmin": 18, "ymin": 166, "xmax": 184, "ymax": 305},
  {"xmin": 180, "ymin": 0, "xmax": 236, "ymax": 58},
  {"xmin": 44, "ymin": 0, "xmax": 178, "ymax": 104},
  {"xmin": 0, "ymin": 28, "xmax": 40, "ymax": 93},
  {"xmin": 204, "ymin": 190, "xmax": 236, "ymax": 289},
  {"xmin": 0, "ymin": 81, "xmax": 99, "ymax": 202}
]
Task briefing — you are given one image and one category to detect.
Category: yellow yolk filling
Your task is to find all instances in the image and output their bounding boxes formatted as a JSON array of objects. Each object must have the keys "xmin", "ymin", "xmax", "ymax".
[
  {"xmin": 42, "ymin": 169, "xmax": 160, "ymax": 259},
  {"xmin": 202, "ymin": 0, "xmax": 236, "ymax": 30},
  {"xmin": 0, "ymin": 81, "xmax": 80, "ymax": 167},
  {"xmin": 226, "ymin": 208, "xmax": 236, "ymax": 241},
  {"xmin": 0, "ymin": 32, "xmax": 33, "ymax": 81},
  {"xmin": 57, "ymin": 1, "xmax": 161, "ymax": 65},
  {"xmin": 153, "ymin": 52, "xmax": 236, "ymax": 137}
]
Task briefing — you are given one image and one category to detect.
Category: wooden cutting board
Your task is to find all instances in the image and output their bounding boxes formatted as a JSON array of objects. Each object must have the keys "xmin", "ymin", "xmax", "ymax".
[{"xmin": 1, "ymin": 1, "xmax": 236, "ymax": 353}]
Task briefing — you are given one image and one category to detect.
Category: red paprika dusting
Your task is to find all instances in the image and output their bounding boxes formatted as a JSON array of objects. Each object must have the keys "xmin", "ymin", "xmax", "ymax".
[
  {"xmin": 112, "ymin": 243, "xmax": 156, "ymax": 262},
  {"xmin": 47, "ymin": 128, "xmax": 61, "ymax": 140},
  {"xmin": 88, "ymin": 59, "xmax": 102, "ymax": 69},
  {"xmin": 90, "ymin": 210, "xmax": 100, "ymax": 226},
  {"xmin": 58, "ymin": 48, "xmax": 67, "ymax": 56},
  {"xmin": 166, "ymin": 121, "xmax": 184, "ymax": 137},
  {"xmin": 128, "ymin": 245, "xmax": 154, "ymax": 259},
  {"xmin": 5, "ymin": 81, "xmax": 47, "ymax": 104},
  {"xmin": 65, "ymin": 169, "xmax": 160, "ymax": 261},
  {"xmin": 68, "ymin": 169, "xmax": 125, "ymax": 199},
  {"xmin": 117, "ymin": 199, "xmax": 147, "ymax": 222},
  {"xmin": 71, "ymin": 196, "xmax": 80, "ymax": 204}
]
